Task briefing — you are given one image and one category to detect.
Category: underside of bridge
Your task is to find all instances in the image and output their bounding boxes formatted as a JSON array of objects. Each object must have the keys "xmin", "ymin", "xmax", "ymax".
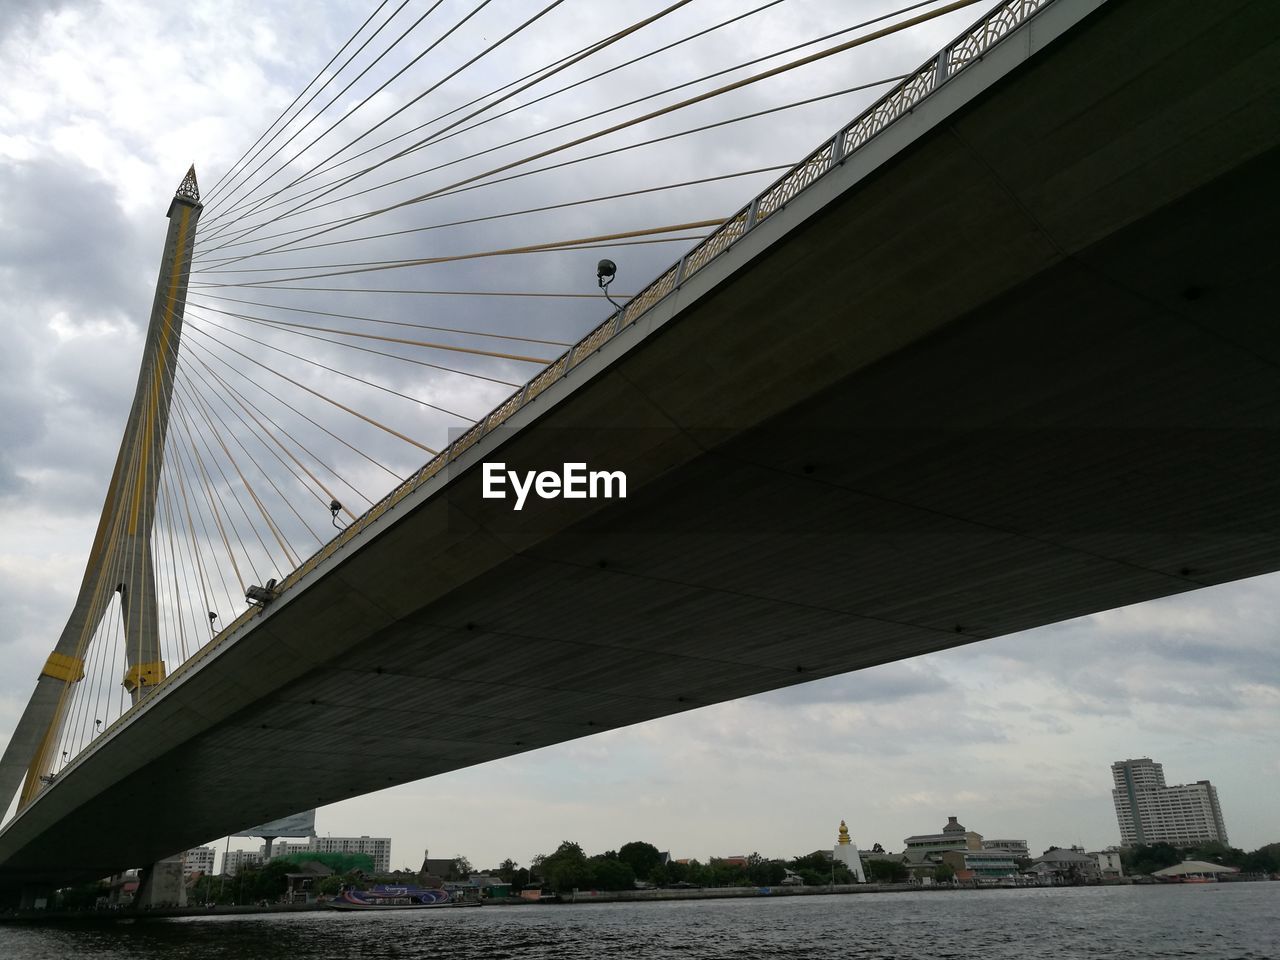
[{"xmin": 3, "ymin": 0, "xmax": 1278, "ymax": 891}]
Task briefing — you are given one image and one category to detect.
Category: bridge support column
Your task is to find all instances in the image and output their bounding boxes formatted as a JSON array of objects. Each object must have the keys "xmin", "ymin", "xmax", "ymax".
[
  {"xmin": 18, "ymin": 883, "xmax": 55, "ymax": 911},
  {"xmin": 134, "ymin": 855, "xmax": 187, "ymax": 909}
]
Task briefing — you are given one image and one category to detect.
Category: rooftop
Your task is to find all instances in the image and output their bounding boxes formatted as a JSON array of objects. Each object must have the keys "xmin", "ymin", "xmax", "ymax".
[
  {"xmin": 1033, "ymin": 848, "xmax": 1095, "ymax": 864},
  {"xmin": 1153, "ymin": 861, "xmax": 1240, "ymax": 877}
]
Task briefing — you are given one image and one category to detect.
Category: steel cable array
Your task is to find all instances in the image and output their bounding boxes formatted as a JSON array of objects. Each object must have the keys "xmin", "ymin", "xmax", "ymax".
[{"xmin": 46, "ymin": 0, "xmax": 1003, "ymax": 773}]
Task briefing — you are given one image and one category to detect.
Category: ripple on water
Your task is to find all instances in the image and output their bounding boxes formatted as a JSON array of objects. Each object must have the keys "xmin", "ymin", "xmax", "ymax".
[{"xmin": 1, "ymin": 884, "xmax": 1278, "ymax": 959}]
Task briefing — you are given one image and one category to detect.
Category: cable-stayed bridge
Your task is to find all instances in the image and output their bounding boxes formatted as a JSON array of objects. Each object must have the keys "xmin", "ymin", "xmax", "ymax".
[{"xmin": 2, "ymin": 0, "xmax": 1278, "ymax": 902}]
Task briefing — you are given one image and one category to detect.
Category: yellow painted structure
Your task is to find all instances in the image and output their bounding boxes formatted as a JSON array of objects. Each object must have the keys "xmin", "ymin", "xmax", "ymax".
[
  {"xmin": 123, "ymin": 662, "xmax": 167, "ymax": 693},
  {"xmin": 39, "ymin": 653, "xmax": 85, "ymax": 684}
]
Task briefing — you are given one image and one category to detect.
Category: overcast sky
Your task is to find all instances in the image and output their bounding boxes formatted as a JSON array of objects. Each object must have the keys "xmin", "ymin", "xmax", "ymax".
[{"xmin": 0, "ymin": 0, "xmax": 1275, "ymax": 875}]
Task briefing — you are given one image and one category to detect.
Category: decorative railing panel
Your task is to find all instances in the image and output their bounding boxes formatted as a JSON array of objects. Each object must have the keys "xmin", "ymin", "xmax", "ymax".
[
  {"xmin": 449, "ymin": 423, "xmax": 484, "ymax": 460},
  {"xmin": 570, "ymin": 316, "xmax": 619, "ymax": 368},
  {"xmin": 844, "ymin": 60, "xmax": 938, "ymax": 154},
  {"xmin": 412, "ymin": 455, "xmax": 447, "ymax": 489},
  {"xmin": 486, "ymin": 389, "xmax": 526, "ymax": 431},
  {"xmin": 949, "ymin": 0, "xmax": 1050, "ymax": 74},
  {"xmin": 681, "ymin": 211, "xmax": 749, "ymax": 279},
  {"xmin": 758, "ymin": 142, "xmax": 835, "ymax": 221},
  {"xmin": 525, "ymin": 355, "xmax": 569, "ymax": 402},
  {"xmin": 622, "ymin": 264, "xmax": 679, "ymax": 327}
]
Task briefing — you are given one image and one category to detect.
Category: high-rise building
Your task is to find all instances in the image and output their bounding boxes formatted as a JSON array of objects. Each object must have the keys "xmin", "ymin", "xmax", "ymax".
[
  {"xmin": 223, "ymin": 849, "xmax": 263, "ymax": 877},
  {"xmin": 230, "ymin": 839, "xmax": 391, "ymax": 875},
  {"xmin": 259, "ymin": 839, "xmax": 309, "ymax": 861},
  {"xmin": 306, "ymin": 836, "xmax": 392, "ymax": 873},
  {"xmin": 183, "ymin": 846, "xmax": 216, "ymax": 878},
  {"xmin": 1111, "ymin": 758, "xmax": 1229, "ymax": 847}
]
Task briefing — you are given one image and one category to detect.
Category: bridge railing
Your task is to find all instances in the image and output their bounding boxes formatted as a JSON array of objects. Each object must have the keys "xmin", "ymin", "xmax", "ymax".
[{"xmin": 76, "ymin": 0, "xmax": 1058, "ymax": 752}]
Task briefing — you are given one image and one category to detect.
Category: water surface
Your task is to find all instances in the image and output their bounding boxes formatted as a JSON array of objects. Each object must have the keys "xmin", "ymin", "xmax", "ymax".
[{"xmin": 2, "ymin": 884, "xmax": 1276, "ymax": 959}]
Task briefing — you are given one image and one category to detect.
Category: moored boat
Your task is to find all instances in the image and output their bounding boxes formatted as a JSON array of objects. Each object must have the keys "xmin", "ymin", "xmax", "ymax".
[{"xmin": 326, "ymin": 884, "xmax": 479, "ymax": 910}]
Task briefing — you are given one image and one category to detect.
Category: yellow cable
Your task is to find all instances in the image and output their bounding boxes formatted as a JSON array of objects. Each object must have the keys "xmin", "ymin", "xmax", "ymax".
[{"xmin": 229, "ymin": 0, "xmax": 981, "ymax": 255}]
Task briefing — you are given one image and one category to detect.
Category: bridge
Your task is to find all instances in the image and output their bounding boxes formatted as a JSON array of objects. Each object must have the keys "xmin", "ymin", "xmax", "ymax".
[{"xmin": 2, "ymin": 0, "xmax": 1278, "ymax": 901}]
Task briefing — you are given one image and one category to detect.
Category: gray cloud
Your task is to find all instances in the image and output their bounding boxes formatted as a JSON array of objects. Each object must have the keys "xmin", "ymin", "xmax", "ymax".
[
  {"xmin": 0, "ymin": 0, "xmax": 90, "ymax": 41},
  {"xmin": 759, "ymin": 661, "xmax": 952, "ymax": 706},
  {"xmin": 0, "ymin": 157, "xmax": 150, "ymax": 318}
]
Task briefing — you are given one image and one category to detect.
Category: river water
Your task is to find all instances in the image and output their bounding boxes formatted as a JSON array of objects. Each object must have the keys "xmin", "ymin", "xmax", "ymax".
[{"xmin": 2, "ymin": 884, "xmax": 1277, "ymax": 959}]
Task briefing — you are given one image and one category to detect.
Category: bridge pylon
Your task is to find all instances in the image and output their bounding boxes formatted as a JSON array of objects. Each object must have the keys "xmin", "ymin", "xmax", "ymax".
[{"xmin": 0, "ymin": 168, "xmax": 202, "ymax": 822}]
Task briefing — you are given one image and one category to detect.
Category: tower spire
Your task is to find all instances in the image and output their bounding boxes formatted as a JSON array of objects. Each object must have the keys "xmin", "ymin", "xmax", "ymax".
[{"xmin": 176, "ymin": 165, "xmax": 200, "ymax": 204}]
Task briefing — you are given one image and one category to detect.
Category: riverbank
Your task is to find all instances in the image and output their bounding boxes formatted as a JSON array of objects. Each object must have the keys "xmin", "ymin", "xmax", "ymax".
[
  {"xmin": 0, "ymin": 884, "xmax": 1044, "ymax": 923},
  {"xmin": 11, "ymin": 876, "xmax": 1268, "ymax": 924},
  {"xmin": 533, "ymin": 881, "xmax": 1053, "ymax": 905},
  {"xmin": 0, "ymin": 902, "xmax": 328, "ymax": 924}
]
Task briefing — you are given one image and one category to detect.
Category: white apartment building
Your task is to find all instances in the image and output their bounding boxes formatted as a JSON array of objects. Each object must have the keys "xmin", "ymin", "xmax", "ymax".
[
  {"xmin": 223, "ymin": 849, "xmax": 263, "ymax": 877},
  {"xmin": 1111, "ymin": 758, "xmax": 1229, "ymax": 847},
  {"xmin": 183, "ymin": 846, "xmax": 216, "ymax": 878},
  {"xmin": 224, "ymin": 832, "xmax": 393, "ymax": 873},
  {"xmin": 308, "ymin": 836, "xmax": 392, "ymax": 873},
  {"xmin": 259, "ymin": 839, "xmax": 309, "ymax": 860}
]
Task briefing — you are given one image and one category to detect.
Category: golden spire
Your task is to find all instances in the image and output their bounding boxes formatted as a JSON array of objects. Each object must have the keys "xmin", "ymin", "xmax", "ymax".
[{"xmin": 837, "ymin": 820, "xmax": 851, "ymax": 845}]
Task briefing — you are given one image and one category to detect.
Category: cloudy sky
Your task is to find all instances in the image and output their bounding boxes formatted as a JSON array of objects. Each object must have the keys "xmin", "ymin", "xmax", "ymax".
[{"xmin": 0, "ymin": 0, "xmax": 1275, "ymax": 874}]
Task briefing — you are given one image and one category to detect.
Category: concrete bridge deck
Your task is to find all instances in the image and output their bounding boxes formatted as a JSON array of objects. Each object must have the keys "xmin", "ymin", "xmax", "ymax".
[{"xmin": 3, "ymin": 0, "xmax": 1279, "ymax": 889}]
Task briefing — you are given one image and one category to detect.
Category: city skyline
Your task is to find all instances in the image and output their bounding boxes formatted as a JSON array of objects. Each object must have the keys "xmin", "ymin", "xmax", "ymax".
[
  {"xmin": 205, "ymin": 757, "xmax": 1264, "ymax": 880},
  {"xmin": 1, "ymin": 0, "xmax": 1276, "ymax": 881},
  {"xmin": 202, "ymin": 646, "xmax": 1273, "ymax": 871}
]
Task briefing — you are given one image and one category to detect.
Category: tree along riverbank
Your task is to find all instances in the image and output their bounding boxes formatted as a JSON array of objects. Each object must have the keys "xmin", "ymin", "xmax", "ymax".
[{"xmin": 506, "ymin": 880, "xmax": 1144, "ymax": 905}]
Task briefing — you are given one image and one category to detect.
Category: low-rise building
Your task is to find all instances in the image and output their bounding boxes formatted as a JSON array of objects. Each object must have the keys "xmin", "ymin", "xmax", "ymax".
[
  {"xmin": 1030, "ymin": 847, "xmax": 1102, "ymax": 884},
  {"xmin": 905, "ymin": 817, "xmax": 984, "ymax": 856},
  {"xmin": 1090, "ymin": 848, "xmax": 1124, "ymax": 878},
  {"xmin": 1152, "ymin": 860, "xmax": 1240, "ymax": 880},
  {"xmin": 981, "ymin": 839, "xmax": 1030, "ymax": 859},
  {"xmin": 861, "ymin": 844, "xmax": 903, "ymax": 861},
  {"xmin": 421, "ymin": 850, "xmax": 460, "ymax": 879},
  {"xmin": 904, "ymin": 817, "xmax": 983, "ymax": 879},
  {"xmin": 941, "ymin": 848, "xmax": 1019, "ymax": 881}
]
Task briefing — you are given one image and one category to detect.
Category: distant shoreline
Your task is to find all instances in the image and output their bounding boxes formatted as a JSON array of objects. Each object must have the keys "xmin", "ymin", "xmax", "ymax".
[
  {"xmin": 522, "ymin": 879, "xmax": 1124, "ymax": 905},
  {"xmin": 6, "ymin": 877, "xmax": 1273, "ymax": 924}
]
